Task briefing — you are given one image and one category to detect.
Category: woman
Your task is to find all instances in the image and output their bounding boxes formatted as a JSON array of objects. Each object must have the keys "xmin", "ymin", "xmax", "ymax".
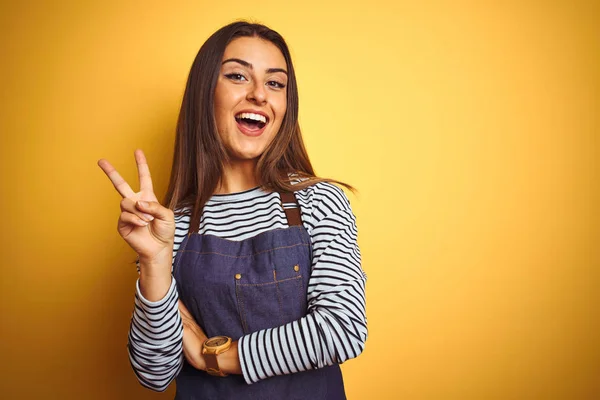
[{"xmin": 98, "ymin": 21, "xmax": 367, "ymax": 399}]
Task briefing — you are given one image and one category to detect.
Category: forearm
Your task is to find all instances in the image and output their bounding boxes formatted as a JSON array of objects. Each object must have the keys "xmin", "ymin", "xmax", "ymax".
[
  {"xmin": 238, "ymin": 199, "xmax": 367, "ymax": 384},
  {"xmin": 138, "ymin": 249, "xmax": 173, "ymax": 301},
  {"xmin": 221, "ymin": 341, "xmax": 242, "ymax": 375},
  {"xmin": 178, "ymin": 300, "xmax": 243, "ymax": 375},
  {"xmin": 186, "ymin": 280, "xmax": 367, "ymax": 382},
  {"xmin": 237, "ymin": 281, "xmax": 368, "ymax": 384},
  {"xmin": 128, "ymin": 277, "xmax": 184, "ymax": 391}
]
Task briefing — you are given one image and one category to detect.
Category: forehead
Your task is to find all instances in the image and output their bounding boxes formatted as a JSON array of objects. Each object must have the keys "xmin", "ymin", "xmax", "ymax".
[{"xmin": 222, "ymin": 37, "xmax": 286, "ymax": 69}]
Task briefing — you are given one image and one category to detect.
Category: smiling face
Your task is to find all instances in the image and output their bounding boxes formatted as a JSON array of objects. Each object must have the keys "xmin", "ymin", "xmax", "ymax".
[{"xmin": 214, "ymin": 36, "xmax": 288, "ymax": 162}]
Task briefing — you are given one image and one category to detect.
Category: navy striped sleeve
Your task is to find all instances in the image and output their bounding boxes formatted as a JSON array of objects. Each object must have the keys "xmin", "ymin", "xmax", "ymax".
[
  {"xmin": 127, "ymin": 211, "xmax": 190, "ymax": 391},
  {"xmin": 127, "ymin": 277, "xmax": 184, "ymax": 391},
  {"xmin": 237, "ymin": 183, "xmax": 368, "ymax": 384},
  {"xmin": 127, "ymin": 183, "xmax": 368, "ymax": 388}
]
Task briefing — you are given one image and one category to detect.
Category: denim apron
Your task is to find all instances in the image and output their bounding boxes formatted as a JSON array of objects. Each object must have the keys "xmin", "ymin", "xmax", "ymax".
[{"xmin": 172, "ymin": 192, "xmax": 346, "ymax": 400}]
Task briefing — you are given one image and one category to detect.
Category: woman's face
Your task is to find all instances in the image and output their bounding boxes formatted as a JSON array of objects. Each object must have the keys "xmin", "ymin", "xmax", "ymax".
[{"xmin": 214, "ymin": 36, "xmax": 288, "ymax": 161}]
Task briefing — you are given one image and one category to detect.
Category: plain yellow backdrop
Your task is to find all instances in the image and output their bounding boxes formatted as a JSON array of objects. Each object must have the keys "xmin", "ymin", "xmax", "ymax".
[{"xmin": 1, "ymin": 0, "xmax": 598, "ymax": 399}]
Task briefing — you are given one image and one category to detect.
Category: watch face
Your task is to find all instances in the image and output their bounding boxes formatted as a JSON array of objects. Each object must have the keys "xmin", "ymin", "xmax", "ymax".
[{"xmin": 206, "ymin": 336, "xmax": 228, "ymax": 347}]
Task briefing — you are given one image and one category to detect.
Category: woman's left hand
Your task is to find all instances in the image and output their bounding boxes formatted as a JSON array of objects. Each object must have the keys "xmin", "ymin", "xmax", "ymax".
[{"xmin": 178, "ymin": 300, "xmax": 208, "ymax": 371}]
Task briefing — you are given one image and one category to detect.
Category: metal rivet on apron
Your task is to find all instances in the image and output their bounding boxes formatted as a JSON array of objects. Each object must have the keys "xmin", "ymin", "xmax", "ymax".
[
  {"xmin": 235, "ymin": 273, "xmax": 242, "ymax": 280},
  {"xmin": 293, "ymin": 265, "xmax": 300, "ymax": 272}
]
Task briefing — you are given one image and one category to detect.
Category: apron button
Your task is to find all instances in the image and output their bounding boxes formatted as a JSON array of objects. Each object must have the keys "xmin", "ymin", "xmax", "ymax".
[
  {"xmin": 293, "ymin": 265, "xmax": 300, "ymax": 272},
  {"xmin": 235, "ymin": 273, "xmax": 242, "ymax": 280}
]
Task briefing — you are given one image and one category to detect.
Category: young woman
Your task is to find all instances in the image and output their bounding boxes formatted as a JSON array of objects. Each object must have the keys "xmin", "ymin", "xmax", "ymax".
[{"xmin": 98, "ymin": 21, "xmax": 367, "ymax": 399}]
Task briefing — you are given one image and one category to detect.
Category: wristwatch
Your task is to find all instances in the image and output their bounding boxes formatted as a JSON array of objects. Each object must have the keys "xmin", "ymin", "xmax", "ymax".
[{"xmin": 202, "ymin": 336, "xmax": 232, "ymax": 377}]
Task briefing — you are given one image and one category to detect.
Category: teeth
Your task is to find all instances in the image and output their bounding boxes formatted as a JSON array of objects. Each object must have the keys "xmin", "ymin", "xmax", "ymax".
[{"xmin": 236, "ymin": 112, "xmax": 267, "ymax": 124}]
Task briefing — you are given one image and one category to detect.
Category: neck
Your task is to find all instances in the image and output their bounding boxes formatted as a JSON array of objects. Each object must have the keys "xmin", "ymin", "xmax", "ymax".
[{"xmin": 214, "ymin": 159, "xmax": 260, "ymax": 194}]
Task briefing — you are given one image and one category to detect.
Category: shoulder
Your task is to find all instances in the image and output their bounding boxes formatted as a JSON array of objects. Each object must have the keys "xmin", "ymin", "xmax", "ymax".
[
  {"xmin": 173, "ymin": 207, "xmax": 191, "ymax": 236},
  {"xmin": 293, "ymin": 181, "xmax": 354, "ymax": 230},
  {"xmin": 295, "ymin": 181, "xmax": 351, "ymax": 211}
]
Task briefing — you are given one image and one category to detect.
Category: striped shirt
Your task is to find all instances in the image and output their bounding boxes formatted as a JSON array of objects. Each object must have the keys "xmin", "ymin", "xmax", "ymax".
[{"xmin": 128, "ymin": 182, "xmax": 367, "ymax": 390}]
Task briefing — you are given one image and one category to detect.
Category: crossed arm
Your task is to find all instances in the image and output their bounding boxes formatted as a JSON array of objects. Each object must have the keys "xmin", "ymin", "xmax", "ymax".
[
  {"xmin": 98, "ymin": 150, "xmax": 367, "ymax": 390},
  {"xmin": 128, "ymin": 192, "xmax": 367, "ymax": 390}
]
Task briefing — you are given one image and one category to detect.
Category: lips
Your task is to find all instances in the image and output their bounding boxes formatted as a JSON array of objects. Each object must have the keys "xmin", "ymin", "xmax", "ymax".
[{"xmin": 234, "ymin": 110, "xmax": 270, "ymax": 137}]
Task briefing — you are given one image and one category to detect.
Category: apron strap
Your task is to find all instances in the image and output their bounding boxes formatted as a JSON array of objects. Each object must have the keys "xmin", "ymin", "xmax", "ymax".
[{"xmin": 279, "ymin": 192, "xmax": 302, "ymax": 226}]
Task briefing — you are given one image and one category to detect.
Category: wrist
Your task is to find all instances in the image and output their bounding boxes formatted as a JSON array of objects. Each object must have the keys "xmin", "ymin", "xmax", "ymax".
[
  {"xmin": 139, "ymin": 270, "xmax": 172, "ymax": 302},
  {"xmin": 138, "ymin": 248, "xmax": 173, "ymax": 270},
  {"xmin": 201, "ymin": 337, "xmax": 241, "ymax": 376},
  {"xmin": 219, "ymin": 340, "xmax": 241, "ymax": 375}
]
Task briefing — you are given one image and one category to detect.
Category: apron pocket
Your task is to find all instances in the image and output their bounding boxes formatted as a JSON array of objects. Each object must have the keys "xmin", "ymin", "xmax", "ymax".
[{"xmin": 235, "ymin": 270, "xmax": 307, "ymax": 334}]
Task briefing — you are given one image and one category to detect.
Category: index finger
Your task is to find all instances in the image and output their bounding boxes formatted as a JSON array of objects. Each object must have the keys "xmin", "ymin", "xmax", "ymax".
[
  {"xmin": 134, "ymin": 149, "xmax": 154, "ymax": 193},
  {"xmin": 97, "ymin": 159, "xmax": 136, "ymax": 198}
]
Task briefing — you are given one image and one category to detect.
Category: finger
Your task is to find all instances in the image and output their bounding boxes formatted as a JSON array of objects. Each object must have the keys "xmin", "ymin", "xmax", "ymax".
[
  {"xmin": 119, "ymin": 211, "xmax": 149, "ymax": 228},
  {"xmin": 134, "ymin": 149, "xmax": 154, "ymax": 193},
  {"xmin": 136, "ymin": 200, "xmax": 174, "ymax": 222},
  {"xmin": 120, "ymin": 198, "xmax": 155, "ymax": 222},
  {"xmin": 98, "ymin": 159, "xmax": 136, "ymax": 198}
]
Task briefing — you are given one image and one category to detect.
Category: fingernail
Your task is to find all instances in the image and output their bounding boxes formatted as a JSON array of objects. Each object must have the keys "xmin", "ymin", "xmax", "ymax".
[
  {"xmin": 139, "ymin": 220, "xmax": 149, "ymax": 226},
  {"xmin": 137, "ymin": 201, "xmax": 148, "ymax": 208},
  {"xmin": 142, "ymin": 213, "xmax": 154, "ymax": 221}
]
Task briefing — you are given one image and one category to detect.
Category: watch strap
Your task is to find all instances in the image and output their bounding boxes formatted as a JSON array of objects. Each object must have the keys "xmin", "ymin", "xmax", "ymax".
[
  {"xmin": 204, "ymin": 352, "xmax": 227, "ymax": 377},
  {"xmin": 202, "ymin": 336, "xmax": 232, "ymax": 377}
]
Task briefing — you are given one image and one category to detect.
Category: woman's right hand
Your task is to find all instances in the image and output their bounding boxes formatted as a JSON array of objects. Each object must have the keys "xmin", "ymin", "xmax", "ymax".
[{"xmin": 98, "ymin": 149, "xmax": 175, "ymax": 265}]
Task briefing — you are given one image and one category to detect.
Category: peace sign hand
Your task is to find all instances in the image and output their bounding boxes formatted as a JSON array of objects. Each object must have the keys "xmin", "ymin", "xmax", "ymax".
[{"xmin": 98, "ymin": 149, "xmax": 175, "ymax": 265}]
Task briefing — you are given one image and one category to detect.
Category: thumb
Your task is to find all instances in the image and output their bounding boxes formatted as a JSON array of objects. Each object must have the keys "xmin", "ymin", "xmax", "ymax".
[{"xmin": 136, "ymin": 201, "xmax": 173, "ymax": 221}]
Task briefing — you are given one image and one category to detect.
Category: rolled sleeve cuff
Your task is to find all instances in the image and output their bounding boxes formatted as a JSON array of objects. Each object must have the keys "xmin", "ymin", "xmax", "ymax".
[{"xmin": 135, "ymin": 277, "xmax": 178, "ymax": 310}]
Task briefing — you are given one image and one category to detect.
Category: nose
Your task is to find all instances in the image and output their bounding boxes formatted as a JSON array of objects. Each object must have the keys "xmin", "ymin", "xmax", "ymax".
[{"xmin": 247, "ymin": 81, "xmax": 267, "ymax": 105}]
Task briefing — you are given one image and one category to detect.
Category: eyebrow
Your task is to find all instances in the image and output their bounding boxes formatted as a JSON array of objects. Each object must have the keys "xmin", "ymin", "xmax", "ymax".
[{"xmin": 222, "ymin": 58, "xmax": 288, "ymax": 75}]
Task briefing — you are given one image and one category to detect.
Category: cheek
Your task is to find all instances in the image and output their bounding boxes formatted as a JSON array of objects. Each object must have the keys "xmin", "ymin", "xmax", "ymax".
[
  {"xmin": 213, "ymin": 81, "xmax": 239, "ymax": 128},
  {"xmin": 279, "ymin": 94, "xmax": 288, "ymax": 114},
  {"xmin": 215, "ymin": 106, "xmax": 229, "ymax": 130},
  {"xmin": 275, "ymin": 96, "xmax": 287, "ymax": 126},
  {"xmin": 213, "ymin": 94, "xmax": 225, "ymax": 128},
  {"xmin": 214, "ymin": 99, "xmax": 234, "ymax": 134}
]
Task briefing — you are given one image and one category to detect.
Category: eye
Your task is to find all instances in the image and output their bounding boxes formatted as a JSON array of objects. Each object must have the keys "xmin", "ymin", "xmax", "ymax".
[
  {"xmin": 225, "ymin": 73, "xmax": 247, "ymax": 82},
  {"xmin": 267, "ymin": 80, "xmax": 286, "ymax": 89}
]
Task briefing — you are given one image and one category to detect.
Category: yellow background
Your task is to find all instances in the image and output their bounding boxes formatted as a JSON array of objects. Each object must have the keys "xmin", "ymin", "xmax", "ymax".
[{"xmin": 1, "ymin": 0, "xmax": 598, "ymax": 398}]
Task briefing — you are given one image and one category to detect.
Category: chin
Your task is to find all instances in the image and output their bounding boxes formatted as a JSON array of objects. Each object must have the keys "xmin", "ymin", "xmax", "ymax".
[{"xmin": 230, "ymin": 148, "xmax": 266, "ymax": 161}]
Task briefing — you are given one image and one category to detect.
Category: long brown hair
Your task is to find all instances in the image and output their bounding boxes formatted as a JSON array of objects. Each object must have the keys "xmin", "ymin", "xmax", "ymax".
[{"xmin": 164, "ymin": 21, "xmax": 354, "ymax": 233}]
